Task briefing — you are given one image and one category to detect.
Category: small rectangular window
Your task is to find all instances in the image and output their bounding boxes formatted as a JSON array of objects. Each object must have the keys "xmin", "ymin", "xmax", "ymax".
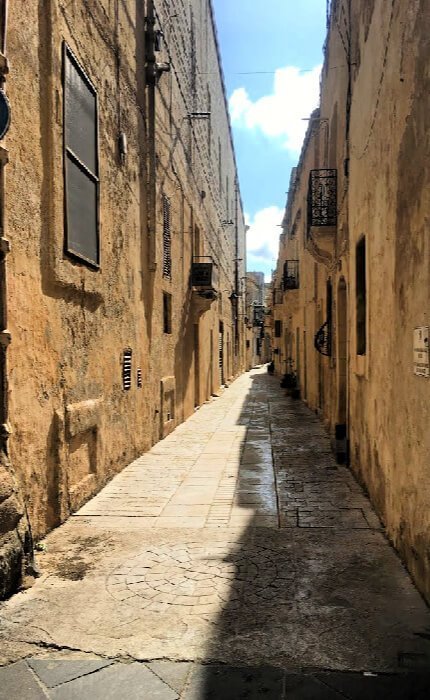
[
  {"xmin": 162, "ymin": 194, "xmax": 172, "ymax": 279},
  {"xmin": 163, "ymin": 292, "xmax": 172, "ymax": 334},
  {"xmin": 356, "ymin": 237, "xmax": 366, "ymax": 355},
  {"xmin": 275, "ymin": 320, "xmax": 282, "ymax": 338},
  {"xmin": 63, "ymin": 43, "xmax": 99, "ymax": 266}
]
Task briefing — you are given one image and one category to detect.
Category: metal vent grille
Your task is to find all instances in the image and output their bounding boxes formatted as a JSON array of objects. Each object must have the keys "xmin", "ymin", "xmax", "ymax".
[
  {"xmin": 122, "ymin": 348, "xmax": 132, "ymax": 390},
  {"xmin": 137, "ymin": 368, "xmax": 142, "ymax": 388},
  {"xmin": 162, "ymin": 194, "xmax": 172, "ymax": 279}
]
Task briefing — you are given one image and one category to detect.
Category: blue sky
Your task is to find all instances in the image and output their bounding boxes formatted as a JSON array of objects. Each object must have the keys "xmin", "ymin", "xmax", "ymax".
[{"xmin": 212, "ymin": 0, "xmax": 327, "ymax": 279}]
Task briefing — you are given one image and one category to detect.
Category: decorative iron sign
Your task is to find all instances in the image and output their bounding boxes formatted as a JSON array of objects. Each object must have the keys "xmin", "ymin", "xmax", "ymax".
[
  {"xmin": 0, "ymin": 90, "xmax": 11, "ymax": 140},
  {"xmin": 413, "ymin": 327, "xmax": 429, "ymax": 377},
  {"xmin": 191, "ymin": 262, "xmax": 213, "ymax": 288}
]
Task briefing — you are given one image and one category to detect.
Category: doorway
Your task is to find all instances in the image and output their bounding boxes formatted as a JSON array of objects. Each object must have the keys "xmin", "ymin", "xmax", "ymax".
[
  {"xmin": 336, "ymin": 278, "xmax": 348, "ymax": 462},
  {"xmin": 194, "ymin": 323, "xmax": 200, "ymax": 408}
]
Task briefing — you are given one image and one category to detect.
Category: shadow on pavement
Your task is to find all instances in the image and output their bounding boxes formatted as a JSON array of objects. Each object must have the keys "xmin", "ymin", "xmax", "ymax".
[{"xmin": 187, "ymin": 370, "xmax": 430, "ymax": 699}]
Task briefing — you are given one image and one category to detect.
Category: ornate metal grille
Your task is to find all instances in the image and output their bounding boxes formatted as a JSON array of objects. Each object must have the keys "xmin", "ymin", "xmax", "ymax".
[
  {"xmin": 283, "ymin": 260, "xmax": 299, "ymax": 290},
  {"xmin": 314, "ymin": 320, "xmax": 332, "ymax": 356},
  {"xmin": 162, "ymin": 194, "xmax": 172, "ymax": 278},
  {"xmin": 122, "ymin": 348, "xmax": 132, "ymax": 390},
  {"xmin": 307, "ymin": 169, "xmax": 337, "ymax": 229}
]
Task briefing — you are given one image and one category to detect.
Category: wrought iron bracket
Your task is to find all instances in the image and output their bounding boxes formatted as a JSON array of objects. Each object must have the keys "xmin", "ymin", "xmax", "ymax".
[{"xmin": 314, "ymin": 320, "xmax": 331, "ymax": 356}]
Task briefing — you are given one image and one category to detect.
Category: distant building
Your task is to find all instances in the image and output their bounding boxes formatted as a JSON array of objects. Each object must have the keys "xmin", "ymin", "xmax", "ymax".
[{"xmin": 245, "ymin": 272, "xmax": 270, "ymax": 367}]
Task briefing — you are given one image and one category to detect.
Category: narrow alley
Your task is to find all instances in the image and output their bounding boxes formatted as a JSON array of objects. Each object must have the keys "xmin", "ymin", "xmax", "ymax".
[{"xmin": 0, "ymin": 369, "xmax": 429, "ymax": 698}]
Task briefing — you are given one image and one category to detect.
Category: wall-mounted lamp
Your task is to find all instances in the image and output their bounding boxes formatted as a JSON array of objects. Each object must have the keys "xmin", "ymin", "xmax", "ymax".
[{"xmin": 154, "ymin": 29, "xmax": 164, "ymax": 52}]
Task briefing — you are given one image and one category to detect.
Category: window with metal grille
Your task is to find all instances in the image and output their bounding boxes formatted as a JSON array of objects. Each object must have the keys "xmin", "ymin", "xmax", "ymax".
[
  {"xmin": 275, "ymin": 320, "xmax": 282, "ymax": 338},
  {"xmin": 63, "ymin": 43, "xmax": 99, "ymax": 266},
  {"xmin": 162, "ymin": 194, "xmax": 172, "ymax": 278},
  {"xmin": 163, "ymin": 292, "xmax": 172, "ymax": 334}
]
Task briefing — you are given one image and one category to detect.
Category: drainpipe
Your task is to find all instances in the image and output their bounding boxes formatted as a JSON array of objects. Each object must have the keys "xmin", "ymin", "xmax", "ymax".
[
  {"xmin": 145, "ymin": 0, "xmax": 157, "ymax": 271},
  {"xmin": 346, "ymin": 0, "xmax": 352, "ymax": 464}
]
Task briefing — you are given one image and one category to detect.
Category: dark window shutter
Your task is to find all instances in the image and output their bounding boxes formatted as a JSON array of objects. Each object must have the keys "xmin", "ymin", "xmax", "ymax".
[
  {"xmin": 63, "ymin": 44, "xmax": 99, "ymax": 266},
  {"xmin": 162, "ymin": 194, "xmax": 172, "ymax": 278}
]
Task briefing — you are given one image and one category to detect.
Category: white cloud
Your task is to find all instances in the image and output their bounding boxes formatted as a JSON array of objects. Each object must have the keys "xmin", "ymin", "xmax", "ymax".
[
  {"xmin": 229, "ymin": 65, "xmax": 321, "ymax": 154},
  {"xmin": 246, "ymin": 206, "xmax": 284, "ymax": 279}
]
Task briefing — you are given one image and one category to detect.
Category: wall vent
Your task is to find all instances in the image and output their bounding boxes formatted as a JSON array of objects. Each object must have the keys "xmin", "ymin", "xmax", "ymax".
[
  {"xmin": 137, "ymin": 368, "xmax": 142, "ymax": 388},
  {"xmin": 122, "ymin": 348, "xmax": 132, "ymax": 390}
]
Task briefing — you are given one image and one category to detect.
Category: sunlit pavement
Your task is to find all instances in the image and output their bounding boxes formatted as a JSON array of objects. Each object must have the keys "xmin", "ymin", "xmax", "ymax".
[{"xmin": 1, "ymin": 368, "xmax": 430, "ymax": 698}]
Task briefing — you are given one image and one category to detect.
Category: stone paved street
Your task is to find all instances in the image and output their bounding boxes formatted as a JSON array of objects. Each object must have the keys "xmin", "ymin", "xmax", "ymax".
[{"xmin": 1, "ymin": 368, "xmax": 430, "ymax": 698}]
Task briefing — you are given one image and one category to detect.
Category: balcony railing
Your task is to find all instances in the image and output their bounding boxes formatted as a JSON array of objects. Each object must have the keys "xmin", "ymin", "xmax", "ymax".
[
  {"xmin": 191, "ymin": 256, "xmax": 219, "ymax": 294},
  {"xmin": 307, "ymin": 169, "xmax": 337, "ymax": 230},
  {"xmin": 283, "ymin": 260, "xmax": 299, "ymax": 290}
]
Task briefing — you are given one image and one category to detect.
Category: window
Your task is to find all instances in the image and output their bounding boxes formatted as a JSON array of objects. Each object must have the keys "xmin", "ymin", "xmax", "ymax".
[
  {"xmin": 193, "ymin": 224, "xmax": 200, "ymax": 258},
  {"xmin": 218, "ymin": 138, "xmax": 222, "ymax": 195},
  {"xmin": 162, "ymin": 194, "xmax": 172, "ymax": 278},
  {"xmin": 275, "ymin": 320, "xmax": 282, "ymax": 338},
  {"xmin": 356, "ymin": 237, "xmax": 366, "ymax": 355},
  {"xmin": 63, "ymin": 44, "xmax": 99, "ymax": 266},
  {"xmin": 207, "ymin": 87, "xmax": 211, "ymax": 157},
  {"xmin": 163, "ymin": 292, "xmax": 172, "ymax": 334}
]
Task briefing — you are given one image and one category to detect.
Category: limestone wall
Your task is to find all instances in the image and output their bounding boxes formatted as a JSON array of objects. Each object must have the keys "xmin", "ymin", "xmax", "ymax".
[
  {"xmin": 274, "ymin": 0, "xmax": 430, "ymax": 600},
  {"xmin": 0, "ymin": 0, "xmax": 246, "ymax": 596}
]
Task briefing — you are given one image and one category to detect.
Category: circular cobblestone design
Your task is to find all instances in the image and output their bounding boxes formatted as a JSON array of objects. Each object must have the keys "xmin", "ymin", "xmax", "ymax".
[{"xmin": 107, "ymin": 542, "xmax": 288, "ymax": 613}]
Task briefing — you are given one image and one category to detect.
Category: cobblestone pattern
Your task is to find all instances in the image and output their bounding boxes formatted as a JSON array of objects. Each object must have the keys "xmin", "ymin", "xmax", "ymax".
[{"xmin": 106, "ymin": 541, "xmax": 288, "ymax": 615}]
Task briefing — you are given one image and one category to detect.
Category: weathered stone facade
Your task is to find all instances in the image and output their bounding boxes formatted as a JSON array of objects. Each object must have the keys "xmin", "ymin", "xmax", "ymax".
[
  {"xmin": 273, "ymin": 0, "xmax": 430, "ymax": 600},
  {"xmin": 0, "ymin": 0, "xmax": 246, "ymax": 596}
]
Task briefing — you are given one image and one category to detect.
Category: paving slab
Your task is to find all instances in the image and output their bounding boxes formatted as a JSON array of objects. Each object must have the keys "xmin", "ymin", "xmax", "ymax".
[
  {"xmin": 49, "ymin": 662, "xmax": 178, "ymax": 700},
  {"xmin": 27, "ymin": 657, "xmax": 113, "ymax": 688},
  {"xmin": 182, "ymin": 664, "xmax": 284, "ymax": 700},
  {"xmin": 0, "ymin": 661, "xmax": 47, "ymax": 699},
  {"xmin": 147, "ymin": 661, "xmax": 192, "ymax": 694}
]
